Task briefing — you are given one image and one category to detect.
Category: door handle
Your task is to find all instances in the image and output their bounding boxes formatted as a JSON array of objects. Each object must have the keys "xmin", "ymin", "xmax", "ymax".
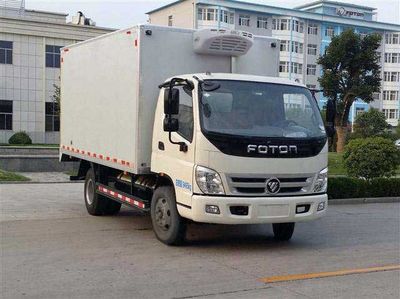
[{"xmin": 158, "ymin": 141, "xmax": 165, "ymax": 151}]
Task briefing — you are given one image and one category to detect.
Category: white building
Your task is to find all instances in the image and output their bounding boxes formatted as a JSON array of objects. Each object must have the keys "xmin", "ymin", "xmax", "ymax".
[
  {"xmin": 0, "ymin": 4, "xmax": 114, "ymax": 143},
  {"xmin": 147, "ymin": 0, "xmax": 400, "ymax": 127}
]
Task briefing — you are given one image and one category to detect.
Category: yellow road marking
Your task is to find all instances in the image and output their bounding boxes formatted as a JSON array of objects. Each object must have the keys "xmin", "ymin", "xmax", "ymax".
[{"xmin": 260, "ymin": 264, "xmax": 400, "ymax": 283}]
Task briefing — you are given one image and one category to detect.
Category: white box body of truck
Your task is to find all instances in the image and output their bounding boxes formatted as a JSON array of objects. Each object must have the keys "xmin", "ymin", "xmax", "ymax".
[
  {"xmin": 61, "ymin": 25, "xmax": 330, "ymax": 245},
  {"xmin": 61, "ymin": 25, "xmax": 279, "ymax": 174}
]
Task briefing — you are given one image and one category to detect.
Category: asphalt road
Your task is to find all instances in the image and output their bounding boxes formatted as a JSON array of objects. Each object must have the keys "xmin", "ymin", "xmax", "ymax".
[{"xmin": 1, "ymin": 183, "xmax": 400, "ymax": 299}]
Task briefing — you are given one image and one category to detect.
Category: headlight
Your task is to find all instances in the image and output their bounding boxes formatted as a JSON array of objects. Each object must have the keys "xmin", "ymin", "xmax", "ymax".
[
  {"xmin": 195, "ymin": 166, "xmax": 225, "ymax": 195},
  {"xmin": 314, "ymin": 167, "xmax": 328, "ymax": 193}
]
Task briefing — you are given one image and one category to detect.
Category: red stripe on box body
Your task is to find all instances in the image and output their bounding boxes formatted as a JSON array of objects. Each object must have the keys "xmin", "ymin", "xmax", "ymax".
[{"xmin": 61, "ymin": 145, "xmax": 133, "ymax": 168}]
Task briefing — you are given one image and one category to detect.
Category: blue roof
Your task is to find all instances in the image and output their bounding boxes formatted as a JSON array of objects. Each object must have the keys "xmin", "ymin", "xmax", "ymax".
[{"xmin": 295, "ymin": 0, "xmax": 376, "ymax": 11}]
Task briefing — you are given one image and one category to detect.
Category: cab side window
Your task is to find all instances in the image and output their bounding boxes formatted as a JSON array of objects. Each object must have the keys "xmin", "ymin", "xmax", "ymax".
[{"xmin": 176, "ymin": 86, "xmax": 194, "ymax": 142}]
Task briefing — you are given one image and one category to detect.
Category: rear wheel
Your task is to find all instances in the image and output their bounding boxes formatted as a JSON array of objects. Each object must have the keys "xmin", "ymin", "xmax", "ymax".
[
  {"xmin": 272, "ymin": 223, "xmax": 295, "ymax": 241},
  {"xmin": 84, "ymin": 168, "xmax": 121, "ymax": 216},
  {"xmin": 150, "ymin": 186, "xmax": 186, "ymax": 245}
]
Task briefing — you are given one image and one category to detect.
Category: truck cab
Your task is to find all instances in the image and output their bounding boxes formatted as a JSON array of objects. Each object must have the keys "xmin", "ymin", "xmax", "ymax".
[{"xmin": 150, "ymin": 73, "xmax": 328, "ymax": 243}]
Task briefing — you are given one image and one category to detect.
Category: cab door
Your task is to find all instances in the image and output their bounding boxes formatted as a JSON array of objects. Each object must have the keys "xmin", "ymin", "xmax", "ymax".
[{"xmin": 151, "ymin": 84, "xmax": 196, "ymax": 209}]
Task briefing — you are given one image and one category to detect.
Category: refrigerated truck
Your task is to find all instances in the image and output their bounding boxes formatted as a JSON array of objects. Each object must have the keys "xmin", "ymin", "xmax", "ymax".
[{"xmin": 60, "ymin": 25, "xmax": 334, "ymax": 245}]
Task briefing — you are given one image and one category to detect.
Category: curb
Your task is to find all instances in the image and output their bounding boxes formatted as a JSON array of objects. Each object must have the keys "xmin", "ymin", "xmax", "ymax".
[{"xmin": 329, "ymin": 197, "xmax": 400, "ymax": 205}]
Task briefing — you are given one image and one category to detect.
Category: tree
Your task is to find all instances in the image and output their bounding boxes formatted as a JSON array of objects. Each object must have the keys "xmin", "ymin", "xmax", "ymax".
[
  {"xmin": 353, "ymin": 108, "xmax": 388, "ymax": 137},
  {"xmin": 52, "ymin": 84, "xmax": 61, "ymax": 116},
  {"xmin": 318, "ymin": 29, "xmax": 382, "ymax": 152}
]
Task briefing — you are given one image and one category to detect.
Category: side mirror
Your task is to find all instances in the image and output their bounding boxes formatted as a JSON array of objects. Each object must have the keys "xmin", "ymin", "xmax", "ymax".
[
  {"xmin": 164, "ymin": 88, "xmax": 179, "ymax": 115},
  {"xmin": 163, "ymin": 117, "xmax": 179, "ymax": 132},
  {"xmin": 325, "ymin": 99, "xmax": 336, "ymax": 138}
]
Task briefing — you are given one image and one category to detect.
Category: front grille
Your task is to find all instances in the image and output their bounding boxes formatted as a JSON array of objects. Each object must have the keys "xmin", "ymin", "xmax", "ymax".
[{"xmin": 227, "ymin": 174, "xmax": 315, "ymax": 196}]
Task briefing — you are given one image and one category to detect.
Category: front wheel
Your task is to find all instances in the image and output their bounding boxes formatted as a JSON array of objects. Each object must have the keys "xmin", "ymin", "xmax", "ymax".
[
  {"xmin": 150, "ymin": 186, "xmax": 186, "ymax": 245},
  {"xmin": 272, "ymin": 223, "xmax": 295, "ymax": 241}
]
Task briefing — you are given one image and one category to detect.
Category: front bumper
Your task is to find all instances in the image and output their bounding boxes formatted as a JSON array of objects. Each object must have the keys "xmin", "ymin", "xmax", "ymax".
[{"xmin": 187, "ymin": 193, "xmax": 327, "ymax": 224}]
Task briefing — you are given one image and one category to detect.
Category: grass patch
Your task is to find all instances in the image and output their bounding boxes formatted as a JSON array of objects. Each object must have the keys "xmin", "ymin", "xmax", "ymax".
[
  {"xmin": 0, "ymin": 169, "xmax": 30, "ymax": 182},
  {"xmin": 328, "ymin": 152, "xmax": 346, "ymax": 175}
]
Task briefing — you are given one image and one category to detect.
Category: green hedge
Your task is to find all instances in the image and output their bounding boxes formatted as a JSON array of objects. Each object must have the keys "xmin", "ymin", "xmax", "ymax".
[
  {"xmin": 8, "ymin": 131, "xmax": 32, "ymax": 145},
  {"xmin": 328, "ymin": 177, "xmax": 400, "ymax": 199}
]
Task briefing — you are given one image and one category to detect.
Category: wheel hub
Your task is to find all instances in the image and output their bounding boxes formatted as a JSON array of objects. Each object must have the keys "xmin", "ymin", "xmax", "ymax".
[
  {"xmin": 85, "ymin": 179, "xmax": 94, "ymax": 205},
  {"xmin": 154, "ymin": 198, "xmax": 171, "ymax": 231}
]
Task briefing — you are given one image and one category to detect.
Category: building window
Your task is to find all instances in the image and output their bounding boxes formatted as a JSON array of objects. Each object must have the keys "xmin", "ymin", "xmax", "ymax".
[
  {"xmin": 385, "ymin": 33, "xmax": 400, "ymax": 44},
  {"xmin": 272, "ymin": 18, "xmax": 290, "ymax": 31},
  {"xmin": 198, "ymin": 8, "xmax": 233, "ymax": 23},
  {"xmin": 292, "ymin": 20, "xmax": 304, "ymax": 33},
  {"xmin": 0, "ymin": 100, "xmax": 13, "ymax": 130},
  {"xmin": 325, "ymin": 26, "xmax": 335, "ymax": 38},
  {"xmin": 238, "ymin": 15, "xmax": 250, "ymax": 26},
  {"xmin": 306, "ymin": 84, "xmax": 316, "ymax": 89},
  {"xmin": 219, "ymin": 10, "xmax": 234, "ymax": 24},
  {"xmin": 291, "ymin": 62, "xmax": 303, "ymax": 74},
  {"xmin": 45, "ymin": 102, "xmax": 60, "ymax": 132},
  {"xmin": 198, "ymin": 8, "xmax": 204, "ymax": 20},
  {"xmin": 280, "ymin": 40, "xmax": 288, "ymax": 52},
  {"xmin": 206, "ymin": 9, "xmax": 215, "ymax": 21},
  {"xmin": 279, "ymin": 62, "xmax": 302, "ymax": 74},
  {"xmin": 384, "ymin": 52, "xmax": 400, "ymax": 64},
  {"xmin": 307, "ymin": 44, "xmax": 317, "ymax": 55},
  {"xmin": 383, "ymin": 71, "xmax": 400, "ymax": 82},
  {"xmin": 45, "ymin": 45, "xmax": 62, "ymax": 68},
  {"xmin": 291, "ymin": 41, "xmax": 303, "ymax": 54},
  {"xmin": 372, "ymin": 92, "xmax": 380, "ymax": 100},
  {"xmin": 0, "ymin": 40, "xmax": 13, "ymax": 65},
  {"xmin": 383, "ymin": 90, "xmax": 399, "ymax": 101},
  {"xmin": 308, "ymin": 23, "xmax": 318, "ymax": 35},
  {"xmin": 168, "ymin": 15, "xmax": 173, "ymax": 26},
  {"xmin": 229, "ymin": 12, "xmax": 234, "ymax": 24},
  {"xmin": 279, "ymin": 61, "xmax": 288, "ymax": 72},
  {"xmin": 383, "ymin": 109, "xmax": 399, "ymax": 120},
  {"xmin": 307, "ymin": 64, "xmax": 317, "ymax": 76},
  {"xmin": 383, "ymin": 109, "xmax": 399, "ymax": 119},
  {"xmin": 272, "ymin": 18, "xmax": 277, "ymax": 30},
  {"xmin": 280, "ymin": 19, "xmax": 288, "ymax": 30},
  {"xmin": 257, "ymin": 16, "xmax": 268, "ymax": 29}
]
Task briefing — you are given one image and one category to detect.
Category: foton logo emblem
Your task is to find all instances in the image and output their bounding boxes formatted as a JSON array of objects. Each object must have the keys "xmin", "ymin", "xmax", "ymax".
[
  {"xmin": 247, "ymin": 145, "xmax": 298, "ymax": 155},
  {"xmin": 266, "ymin": 178, "xmax": 280, "ymax": 194}
]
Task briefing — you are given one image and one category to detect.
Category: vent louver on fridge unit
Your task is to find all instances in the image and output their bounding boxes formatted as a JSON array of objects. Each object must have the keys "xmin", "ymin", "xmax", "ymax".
[{"xmin": 193, "ymin": 29, "xmax": 254, "ymax": 57}]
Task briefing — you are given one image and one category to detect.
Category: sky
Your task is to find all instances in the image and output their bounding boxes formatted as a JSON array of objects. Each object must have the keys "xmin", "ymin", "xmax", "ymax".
[{"xmin": 22, "ymin": 0, "xmax": 400, "ymax": 29}]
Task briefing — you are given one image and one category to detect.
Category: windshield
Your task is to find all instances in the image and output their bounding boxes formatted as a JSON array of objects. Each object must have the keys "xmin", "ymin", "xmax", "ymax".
[{"xmin": 200, "ymin": 80, "xmax": 326, "ymax": 139}]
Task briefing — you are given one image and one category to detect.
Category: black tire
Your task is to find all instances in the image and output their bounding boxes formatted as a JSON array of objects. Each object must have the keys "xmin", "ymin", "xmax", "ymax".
[
  {"xmin": 150, "ymin": 186, "xmax": 187, "ymax": 245},
  {"xmin": 84, "ymin": 168, "xmax": 121, "ymax": 216},
  {"xmin": 272, "ymin": 223, "xmax": 295, "ymax": 241},
  {"xmin": 104, "ymin": 199, "xmax": 122, "ymax": 215}
]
